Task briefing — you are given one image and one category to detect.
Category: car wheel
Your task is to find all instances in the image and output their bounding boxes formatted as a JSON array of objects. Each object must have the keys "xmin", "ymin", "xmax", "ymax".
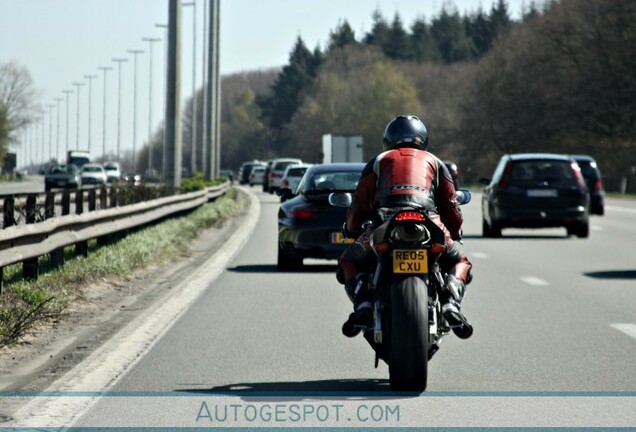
[
  {"xmin": 482, "ymin": 218, "xmax": 502, "ymax": 238},
  {"xmin": 567, "ymin": 222, "xmax": 589, "ymax": 238},
  {"xmin": 277, "ymin": 245, "xmax": 302, "ymax": 271}
]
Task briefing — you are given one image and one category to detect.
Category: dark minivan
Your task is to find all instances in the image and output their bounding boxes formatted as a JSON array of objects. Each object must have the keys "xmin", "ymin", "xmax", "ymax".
[
  {"xmin": 480, "ymin": 153, "xmax": 590, "ymax": 238},
  {"xmin": 570, "ymin": 154, "xmax": 605, "ymax": 216}
]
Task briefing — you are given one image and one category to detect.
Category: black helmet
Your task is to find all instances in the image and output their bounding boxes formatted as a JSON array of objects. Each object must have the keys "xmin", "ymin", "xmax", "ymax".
[{"xmin": 383, "ymin": 115, "xmax": 429, "ymax": 151}]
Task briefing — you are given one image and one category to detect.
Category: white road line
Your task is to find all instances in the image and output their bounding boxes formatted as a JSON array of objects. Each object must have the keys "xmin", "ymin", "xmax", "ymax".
[
  {"xmin": 520, "ymin": 276, "xmax": 549, "ymax": 286},
  {"xmin": 610, "ymin": 323, "xmax": 636, "ymax": 340},
  {"xmin": 591, "ymin": 225, "xmax": 604, "ymax": 231},
  {"xmin": 471, "ymin": 252, "xmax": 489, "ymax": 259},
  {"xmin": 606, "ymin": 205, "xmax": 636, "ymax": 214}
]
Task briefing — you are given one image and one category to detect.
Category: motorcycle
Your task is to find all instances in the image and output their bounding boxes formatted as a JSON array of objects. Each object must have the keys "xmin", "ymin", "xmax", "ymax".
[{"xmin": 329, "ymin": 190, "xmax": 472, "ymax": 392}]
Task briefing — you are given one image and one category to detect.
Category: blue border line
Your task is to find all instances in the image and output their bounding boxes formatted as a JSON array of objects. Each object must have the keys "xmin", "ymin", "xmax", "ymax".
[{"xmin": 2, "ymin": 390, "xmax": 636, "ymax": 397}]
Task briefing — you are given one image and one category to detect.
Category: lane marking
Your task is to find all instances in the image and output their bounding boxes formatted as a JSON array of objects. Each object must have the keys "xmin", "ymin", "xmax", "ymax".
[
  {"xmin": 471, "ymin": 252, "xmax": 489, "ymax": 259},
  {"xmin": 606, "ymin": 205, "xmax": 636, "ymax": 214},
  {"xmin": 520, "ymin": 276, "xmax": 549, "ymax": 286},
  {"xmin": 610, "ymin": 323, "xmax": 636, "ymax": 340}
]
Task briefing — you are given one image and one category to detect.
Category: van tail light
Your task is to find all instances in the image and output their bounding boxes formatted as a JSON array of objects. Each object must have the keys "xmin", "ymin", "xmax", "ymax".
[
  {"xmin": 499, "ymin": 161, "xmax": 512, "ymax": 190},
  {"xmin": 594, "ymin": 178, "xmax": 603, "ymax": 192}
]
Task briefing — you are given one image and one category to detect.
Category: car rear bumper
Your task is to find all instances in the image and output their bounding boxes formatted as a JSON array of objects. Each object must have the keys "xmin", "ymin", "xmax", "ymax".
[
  {"xmin": 279, "ymin": 226, "xmax": 350, "ymax": 259},
  {"xmin": 492, "ymin": 206, "xmax": 589, "ymax": 228}
]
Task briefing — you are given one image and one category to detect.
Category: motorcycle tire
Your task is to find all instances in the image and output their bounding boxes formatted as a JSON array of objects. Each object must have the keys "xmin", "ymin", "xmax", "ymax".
[{"xmin": 389, "ymin": 276, "xmax": 429, "ymax": 392}]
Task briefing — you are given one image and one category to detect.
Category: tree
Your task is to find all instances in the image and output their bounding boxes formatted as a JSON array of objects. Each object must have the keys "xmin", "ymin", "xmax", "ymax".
[
  {"xmin": 0, "ymin": 62, "xmax": 39, "ymax": 144},
  {"xmin": 0, "ymin": 101, "xmax": 8, "ymax": 162},
  {"xmin": 285, "ymin": 45, "xmax": 421, "ymax": 162},
  {"xmin": 431, "ymin": 6, "xmax": 476, "ymax": 63},
  {"xmin": 385, "ymin": 13, "xmax": 411, "ymax": 60},
  {"xmin": 410, "ymin": 17, "xmax": 440, "ymax": 62},
  {"xmin": 327, "ymin": 20, "xmax": 358, "ymax": 52},
  {"xmin": 257, "ymin": 37, "xmax": 322, "ymax": 134}
]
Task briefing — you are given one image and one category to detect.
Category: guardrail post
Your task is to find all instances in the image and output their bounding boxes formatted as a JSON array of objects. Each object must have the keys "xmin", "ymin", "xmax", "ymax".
[
  {"xmin": 109, "ymin": 185, "xmax": 118, "ymax": 208},
  {"xmin": 45, "ymin": 192, "xmax": 55, "ymax": 219},
  {"xmin": 61, "ymin": 191, "xmax": 71, "ymax": 215},
  {"xmin": 88, "ymin": 189, "xmax": 97, "ymax": 212},
  {"xmin": 3, "ymin": 196, "xmax": 15, "ymax": 229},
  {"xmin": 100, "ymin": 185, "xmax": 108, "ymax": 210},
  {"xmin": 23, "ymin": 195, "xmax": 39, "ymax": 280},
  {"xmin": 75, "ymin": 189, "xmax": 84, "ymax": 215}
]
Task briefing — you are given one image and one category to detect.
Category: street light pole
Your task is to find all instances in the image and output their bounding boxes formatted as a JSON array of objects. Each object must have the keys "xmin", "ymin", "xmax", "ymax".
[
  {"xmin": 62, "ymin": 89, "xmax": 73, "ymax": 157},
  {"xmin": 98, "ymin": 66, "xmax": 112, "ymax": 161},
  {"xmin": 183, "ymin": 1, "xmax": 197, "ymax": 175},
  {"xmin": 112, "ymin": 58, "xmax": 128, "ymax": 164},
  {"xmin": 128, "ymin": 49, "xmax": 145, "ymax": 173},
  {"xmin": 84, "ymin": 74, "xmax": 97, "ymax": 157},
  {"xmin": 47, "ymin": 104, "xmax": 55, "ymax": 163},
  {"xmin": 54, "ymin": 97, "xmax": 63, "ymax": 162},
  {"xmin": 142, "ymin": 37, "xmax": 161, "ymax": 177},
  {"xmin": 72, "ymin": 81, "xmax": 85, "ymax": 150},
  {"xmin": 156, "ymin": 23, "xmax": 169, "ymax": 171}
]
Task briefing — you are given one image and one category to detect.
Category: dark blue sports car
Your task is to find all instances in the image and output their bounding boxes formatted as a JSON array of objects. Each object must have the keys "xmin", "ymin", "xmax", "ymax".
[{"xmin": 277, "ymin": 163, "xmax": 365, "ymax": 271}]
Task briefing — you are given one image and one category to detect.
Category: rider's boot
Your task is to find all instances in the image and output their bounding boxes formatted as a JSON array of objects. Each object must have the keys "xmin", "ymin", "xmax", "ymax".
[
  {"xmin": 442, "ymin": 274, "xmax": 473, "ymax": 339},
  {"xmin": 342, "ymin": 273, "xmax": 373, "ymax": 338}
]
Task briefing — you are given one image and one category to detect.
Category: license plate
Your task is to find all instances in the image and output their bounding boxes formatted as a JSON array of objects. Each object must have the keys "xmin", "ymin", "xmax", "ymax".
[
  {"xmin": 393, "ymin": 249, "xmax": 428, "ymax": 274},
  {"xmin": 331, "ymin": 232, "xmax": 354, "ymax": 244},
  {"xmin": 527, "ymin": 189, "xmax": 558, "ymax": 197}
]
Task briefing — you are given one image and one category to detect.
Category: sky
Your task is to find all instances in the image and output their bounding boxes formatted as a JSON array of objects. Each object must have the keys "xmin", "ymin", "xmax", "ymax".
[{"xmin": 0, "ymin": 0, "xmax": 526, "ymax": 167}]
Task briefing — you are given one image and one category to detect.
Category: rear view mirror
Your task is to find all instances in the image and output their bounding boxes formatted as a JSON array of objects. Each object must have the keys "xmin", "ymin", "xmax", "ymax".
[{"xmin": 455, "ymin": 190, "xmax": 472, "ymax": 205}]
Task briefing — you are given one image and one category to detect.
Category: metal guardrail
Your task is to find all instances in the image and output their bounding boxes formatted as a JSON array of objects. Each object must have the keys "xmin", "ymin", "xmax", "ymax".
[{"xmin": 0, "ymin": 182, "xmax": 230, "ymax": 293}]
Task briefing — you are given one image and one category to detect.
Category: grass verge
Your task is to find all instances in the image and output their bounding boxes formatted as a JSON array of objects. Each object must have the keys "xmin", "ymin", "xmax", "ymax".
[{"xmin": 0, "ymin": 188, "xmax": 239, "ymax": 349}]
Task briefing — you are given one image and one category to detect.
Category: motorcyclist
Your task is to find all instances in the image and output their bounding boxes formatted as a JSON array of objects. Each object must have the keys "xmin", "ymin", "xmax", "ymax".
[{"xmin": 337, "ymin": 115, "xmax": 473, "ymax": 339}]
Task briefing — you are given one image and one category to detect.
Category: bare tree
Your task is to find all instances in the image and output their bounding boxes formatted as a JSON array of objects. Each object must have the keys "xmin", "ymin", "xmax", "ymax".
[{"xmin": 0, "ymin": 61, "xmax": 40, "ymax": 143}]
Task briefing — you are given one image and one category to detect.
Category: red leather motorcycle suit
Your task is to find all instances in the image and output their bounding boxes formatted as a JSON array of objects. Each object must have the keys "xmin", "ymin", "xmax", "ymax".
[{"xmin": 339, "ymin": 147, "xmax": 472, "ymax": 286}]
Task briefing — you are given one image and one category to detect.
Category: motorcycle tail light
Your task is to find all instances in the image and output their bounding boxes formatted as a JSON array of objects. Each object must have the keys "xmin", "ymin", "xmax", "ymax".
[
  {"xmin": 394, "ymin": 211, "xmax": 425, "ymax": 222},
  {"xmin": 374, "ymin": 242, "xmax": 389, "ymax": 253}
]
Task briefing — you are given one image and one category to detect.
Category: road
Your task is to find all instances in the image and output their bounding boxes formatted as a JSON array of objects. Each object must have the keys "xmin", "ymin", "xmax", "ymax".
[{"xmin": 3, "ymin": 187, "xmax": 636, "ymax": 428}]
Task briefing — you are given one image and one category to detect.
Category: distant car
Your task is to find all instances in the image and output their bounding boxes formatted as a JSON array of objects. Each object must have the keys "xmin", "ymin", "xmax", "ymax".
[
  {"xmin": 268, "ymin": 158, "xmax": 303, "ymax": 193},
  {"xmin": 238, "ymin": 161, "xmax": 264, "ymax": 185},
  {"xmin": 570, "ymin": 154, "xmax": 605, "ymax": 216},
  {"xmin": 277, "ymin": 163, "xmax": 365, "ymax": 271},
  {"xmin": 278, "ymin": 163, "xmax": 311, "ymax": 202},
  {"xmin": 80, "ymin": 163, "xmax": 107, "ymax": 186},
  {"xmin": 249, "ymin": 166, "xmax": 265, "ymax": 186},
  {"xmin": 123, "ymin": 172, "xmax": 142, "ymax": 186},
  {"xmin": 262, "ymin": 159, "xmax": 275, "ymax": 192},
  {"xmin": 442, "ymin": 160, "xmax": 460, "ymax": 189},
  {"xmin": 103, "ymin": 161, "xmax": 121, "ymax": 183},
  {"xmin": 44, "ymin": 164, "xmax": 81, "ymax": 191},
  {"xmin": 480, "ymin": 153, "xmax": 590, "ymax": 238}
]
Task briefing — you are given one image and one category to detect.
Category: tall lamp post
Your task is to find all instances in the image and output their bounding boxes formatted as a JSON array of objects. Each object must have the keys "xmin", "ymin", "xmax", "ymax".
[
  {"xmin": 72, "ymin": 81, "xmax": 85, "ymax": 150},
  {"xmin": 84, "ymin": 74, "xmax": 97, "ymax": 157},
  {"xmin": 183, "ymin": 1, "xmax": 197, "ymax": 175},
  {"xmin": 62, "ymin": 89, "xmax": 73, "ymax": 156},
  {"xmin": 142, "ymin": 37, "xmax": 161, "ymax": 177},
  {"xmin": 112, "ymin": 58, "xmax": 128, "ymax": 163},
  {"xmin": 54, "ymin": 97, "xmax": 63, "ymax": 162},
  {"xmin": 128, "ymin": 49, "xmax": 145, "ymax": 173},
  {"xmin": 98, "ymin": 66, "xmax": 113, "ymax": 161},
  {"xmin": 156, "ymin": 23, "xmax": 168, "ymax": 171},
  {"xmin": 46, "ymin": 104, "xmax": 55, "ymax": 163}
]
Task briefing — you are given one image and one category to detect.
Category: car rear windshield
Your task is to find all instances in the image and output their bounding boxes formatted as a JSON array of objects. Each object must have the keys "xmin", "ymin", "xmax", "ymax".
[
  {"xmin": 575, "ymin": 161, "xmax": 601, "ymax": 180},
  {"xmin": 508, "ymin": 160, "xmax": 577, "ymax": 185},
  {"xmin": 274, "ymin": 161, "xmax": 299, "ymax": 171},
  {"xmin": 286, "ymin": 167, "xmax": 307, "ymax": 177},
  {"xmin": 305, "ymin": 171, "xmax": 361, "ymax": 193}
]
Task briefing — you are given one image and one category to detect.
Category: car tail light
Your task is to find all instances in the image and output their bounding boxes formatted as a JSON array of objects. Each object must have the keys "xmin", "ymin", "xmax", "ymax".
[
  {"xmin": 290, "ymin": 210, "xmax": 317, "ymax": 219},
  {"xmin": 394, "ymin": 211, "xmax": 426, "ymax": 222},
  {"xmin": 499, "ymin": 161, "xmax": 512, "ymax": 190},
  {"xmin": 571, "ymin": 162, "xmax": 587, "ymax": 190}
]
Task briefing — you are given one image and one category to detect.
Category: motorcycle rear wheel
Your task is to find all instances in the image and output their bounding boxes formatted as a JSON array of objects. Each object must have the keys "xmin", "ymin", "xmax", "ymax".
[{"xmin": 389, "ymin": 276, "xmax": 429, "ymax": 392}]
